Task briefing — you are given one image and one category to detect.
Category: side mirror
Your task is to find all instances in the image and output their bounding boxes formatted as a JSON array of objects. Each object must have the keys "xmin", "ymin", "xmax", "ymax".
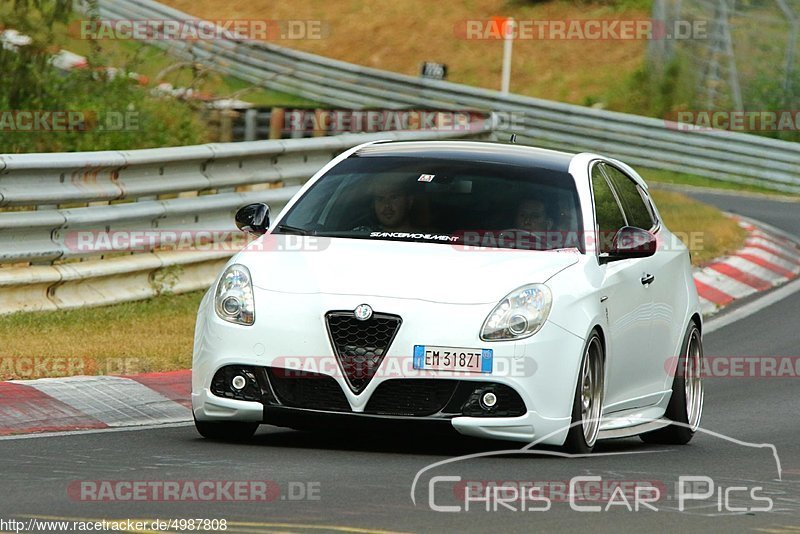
[
  {"xmin": 604, "ymin": 226, "xmax": 657, "ymax": 262},
  {"xmin": 235, "ymin": 203, "xmax": 270, "ymax": 235}
]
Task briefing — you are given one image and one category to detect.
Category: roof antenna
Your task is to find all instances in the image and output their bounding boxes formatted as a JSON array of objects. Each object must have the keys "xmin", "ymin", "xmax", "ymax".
[{"xmin": 509, "ymin": 133, "xmax": 517, "ymax": 144}]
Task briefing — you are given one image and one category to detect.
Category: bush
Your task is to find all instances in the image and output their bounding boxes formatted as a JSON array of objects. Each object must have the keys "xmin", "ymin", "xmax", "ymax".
[
  {"xmin": 0, "ymin": 0, "xmax": 206, "ymax": 153},
  {"xmin": 604, "ymin": 53, "xmax": 696, "ymax": 118}
]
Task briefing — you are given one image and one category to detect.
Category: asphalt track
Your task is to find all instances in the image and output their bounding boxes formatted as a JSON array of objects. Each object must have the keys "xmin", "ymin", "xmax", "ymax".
[{"xmin": 1, "ymin": 191, "xmax": 798, "ymax": 533}]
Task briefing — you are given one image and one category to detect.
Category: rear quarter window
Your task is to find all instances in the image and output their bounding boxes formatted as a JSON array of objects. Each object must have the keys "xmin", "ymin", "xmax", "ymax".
[{"xmin": 602, "ymin": 164, "xmax": 656, "ymax": 231}]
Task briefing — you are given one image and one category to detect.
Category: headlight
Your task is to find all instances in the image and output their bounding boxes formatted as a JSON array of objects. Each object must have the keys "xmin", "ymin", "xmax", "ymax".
[
  {"xmin": 215, "ymin": 264, "xmax": 255, "ymax": 325},
  {"xmin": 480, "ymin": 284, "xmax": 552, "ymax": 341}
]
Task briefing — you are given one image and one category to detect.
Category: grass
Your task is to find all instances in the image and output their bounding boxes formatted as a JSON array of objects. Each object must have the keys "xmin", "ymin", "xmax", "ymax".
[
  {"xmin": 650, "ymin": 189, "xmax": 747, "ymax": 265},
  {"xmin": 0, "ymin": 190, "xmax": 744, "ymax": 379},
  {"xmin": 640, "ymin": 167, "xmax": 800, "ymax": 200},
  {"xmin": 159, "ymin": 0, "xmax": 651, "ymax": 106},
  {"xmin": 0, "ymin": 291, "xmax": 203, "ymax": 380},
  {"xmin": 54, "ymin": 12, "xmax": 320, "ymax": 108}
]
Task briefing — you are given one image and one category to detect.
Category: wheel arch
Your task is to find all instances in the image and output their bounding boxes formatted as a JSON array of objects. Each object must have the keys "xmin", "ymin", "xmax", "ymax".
[
  {"xmin": 690, "ymin": 312, "xmax": 702, "ymax": 334},
  {"xmin": 589, "ymin": 324, "xmax": 607, "ymax": 363}
]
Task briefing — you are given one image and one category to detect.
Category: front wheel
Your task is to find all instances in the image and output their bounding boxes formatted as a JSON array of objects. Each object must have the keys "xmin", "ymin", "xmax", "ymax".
[
  {"xmin": 563, "ymin": 332, "xmax": 605, "ymax": 454},
  {"xmin": 641, "ymin": 322, "xmax": 704, "ymax": 444},
  {"xmin": 194, "ymin": 416, "xmax": 259, "ymax": 442}
]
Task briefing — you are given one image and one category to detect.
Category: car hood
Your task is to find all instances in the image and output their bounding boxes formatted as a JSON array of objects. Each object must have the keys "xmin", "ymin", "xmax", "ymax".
[{"xmin": 240, "ymin": 235, "xmax": 580, "ymax": 304}]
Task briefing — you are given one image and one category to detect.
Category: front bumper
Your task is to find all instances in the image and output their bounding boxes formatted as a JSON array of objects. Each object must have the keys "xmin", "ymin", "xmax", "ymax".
[
  {"xmin": 261, "ymin": 405, "xmax": 569, "ymax": 444},
  {"xmin": 192, "ymin": 289, "xmax": 585, "ymax": 446},
  {"xmin": 192, "ymin": 384, "xmax": 573, "ymax": 444}
]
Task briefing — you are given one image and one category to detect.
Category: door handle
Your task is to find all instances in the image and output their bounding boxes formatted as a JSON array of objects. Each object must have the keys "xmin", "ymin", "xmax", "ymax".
[{"xmin": 641, "ymin": 273, "xmax": 655, "ymax": 286}]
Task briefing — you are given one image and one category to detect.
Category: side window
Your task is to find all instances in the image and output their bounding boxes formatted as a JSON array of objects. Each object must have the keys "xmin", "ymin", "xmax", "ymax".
[
  {"xmin": 602, "ymin": 165, "xmax": 656, "ymax": 230},
  {"xmin": 591, "ymin": 165, "xmax": 627, "ymax": 254}
]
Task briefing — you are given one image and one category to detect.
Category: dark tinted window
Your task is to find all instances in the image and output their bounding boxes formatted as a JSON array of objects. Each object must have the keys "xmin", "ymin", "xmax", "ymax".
[
  {"xmin": 278, "ymin": 156, "xmax": 584, "ymax": 251},
  {"xmin": 603, "ymin": 164, "xmax": 655, "ymax": 230},
  {"xmin": 591, "ymin": 165, "xmax": 627, "ymax": 254}
]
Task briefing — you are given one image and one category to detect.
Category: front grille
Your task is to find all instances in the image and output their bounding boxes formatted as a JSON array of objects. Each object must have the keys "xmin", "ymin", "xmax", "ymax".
[
  {"xmin": 266, "ymin": 367, "xmax": 351, "ymax": 412},
  {"xmin": 365, "ymin": 380, "xmax": 459, "ymax": 416},
  {"xmin": 211, "ymin": 366, "xmax": 526, "ymax": 419},
  {"xmin": 365, "ymin": 379, "xmax": 527, "ymax": 418},
  {"xmin": 325, "ymin": 311, "xmax": 402, "ymax": 394}
]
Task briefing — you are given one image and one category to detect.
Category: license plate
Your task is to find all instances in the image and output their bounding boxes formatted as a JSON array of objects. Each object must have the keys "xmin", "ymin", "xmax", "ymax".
[{"xmin": 413, "ymin": 345, "xmax": 493, "ymax": 373}]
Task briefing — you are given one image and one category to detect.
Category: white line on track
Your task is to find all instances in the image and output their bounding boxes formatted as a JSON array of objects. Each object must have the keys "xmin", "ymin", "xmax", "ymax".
[
  {"xmin": 704, "ymin": 276, "xmax": 800, "ymax": 334},
  {"xmin": 0, "ymin": 421, "xmax": 193, "ymax": 441},
  {"xmin": 703, "ymin": 215, "xmax": 800, "ymax": 334}
]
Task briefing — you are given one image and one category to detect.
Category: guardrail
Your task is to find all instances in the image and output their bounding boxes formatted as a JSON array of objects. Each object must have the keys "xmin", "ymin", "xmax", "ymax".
[
  {"xmin": 0, "ymin": 127, "xmax": 488, "ymax": 314},
  {"xmin": 93, "ymin": 0, "xmax": 800, "ymax": 194}
]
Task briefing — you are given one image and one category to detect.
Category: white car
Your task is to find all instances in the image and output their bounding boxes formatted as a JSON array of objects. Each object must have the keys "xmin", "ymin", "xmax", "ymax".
[{"xmin": 192, "ymin": 140, "xmax": 704, "ymax": 453}]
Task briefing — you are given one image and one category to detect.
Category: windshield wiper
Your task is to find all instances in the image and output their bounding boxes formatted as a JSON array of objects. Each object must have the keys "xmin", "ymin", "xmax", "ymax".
[{"xmin": 274, "ymin": 223, "xmax": 311, "ymax": 235}]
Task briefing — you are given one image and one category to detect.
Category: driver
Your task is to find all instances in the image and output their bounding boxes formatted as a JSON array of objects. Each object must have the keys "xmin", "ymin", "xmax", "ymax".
[
  {"xmin": 357, "ymin": 179, "xmax": 415, "ymax": 232},
  {"xmin": 514, "ymin": 198, "xmax": 552, "ymax": 233},
  {"xmin": 504, "ymin": 198, "xmax": 554, "ymax": 250}
]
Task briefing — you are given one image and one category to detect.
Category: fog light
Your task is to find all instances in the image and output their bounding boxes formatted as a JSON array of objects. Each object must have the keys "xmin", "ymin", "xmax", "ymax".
[
  {"xmin": 231, "ymin": 375, "xmax": 247, "ymax": 391},
  {"xmin": 481, "ymin": 391, "xmax": 498, "ymax": 409}
]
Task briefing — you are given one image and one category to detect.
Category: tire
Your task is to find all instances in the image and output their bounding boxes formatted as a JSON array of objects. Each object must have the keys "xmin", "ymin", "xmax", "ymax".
[
  {"xmin": 194, "ymin": 416, "xmax": 259, "ymax": 442},
  {"xmin": 563, "ymin": 332, "xmax": 605, "ymax": 454},
  {"xmin": 640, "ymin": 321, "xmax": 704, "ymax": 445}
]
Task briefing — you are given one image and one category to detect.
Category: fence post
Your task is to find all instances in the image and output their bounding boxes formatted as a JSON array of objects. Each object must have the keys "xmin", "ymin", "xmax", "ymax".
[
  {"xmin": 244, "ymin": 108, "xmax": 258, "ymax": 141},
  {"xmin": 269, "ymin": 108, "xmax": 285, "ymax": 139}
]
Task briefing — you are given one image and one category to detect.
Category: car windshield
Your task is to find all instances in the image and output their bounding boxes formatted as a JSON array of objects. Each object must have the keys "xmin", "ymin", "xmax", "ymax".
[{"xmin": 277, "ymin": 155, "xmax": 583, "ymax": 252}]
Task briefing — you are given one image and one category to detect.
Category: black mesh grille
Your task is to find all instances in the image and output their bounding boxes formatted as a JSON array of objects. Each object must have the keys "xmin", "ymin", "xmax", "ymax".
[
  {"xmin": 325, "ymin": 311, "xmax": 401, "ymax": 394},
  {"xmin": 266, "ymin": 367, "xmax": 351, "ymax": 412},
  {"xmin": 365, "ymin": 380, "xmax": 459, "ymax": 416},
  {"xmin": 365, "ymin": 379, "xmax": 527, "ymax": 418}
]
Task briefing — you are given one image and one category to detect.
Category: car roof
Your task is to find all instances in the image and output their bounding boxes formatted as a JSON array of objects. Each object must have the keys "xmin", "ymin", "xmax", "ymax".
[{"xmin": 352, "ymin": 140, "xmax": 576, "ymax": 172}]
